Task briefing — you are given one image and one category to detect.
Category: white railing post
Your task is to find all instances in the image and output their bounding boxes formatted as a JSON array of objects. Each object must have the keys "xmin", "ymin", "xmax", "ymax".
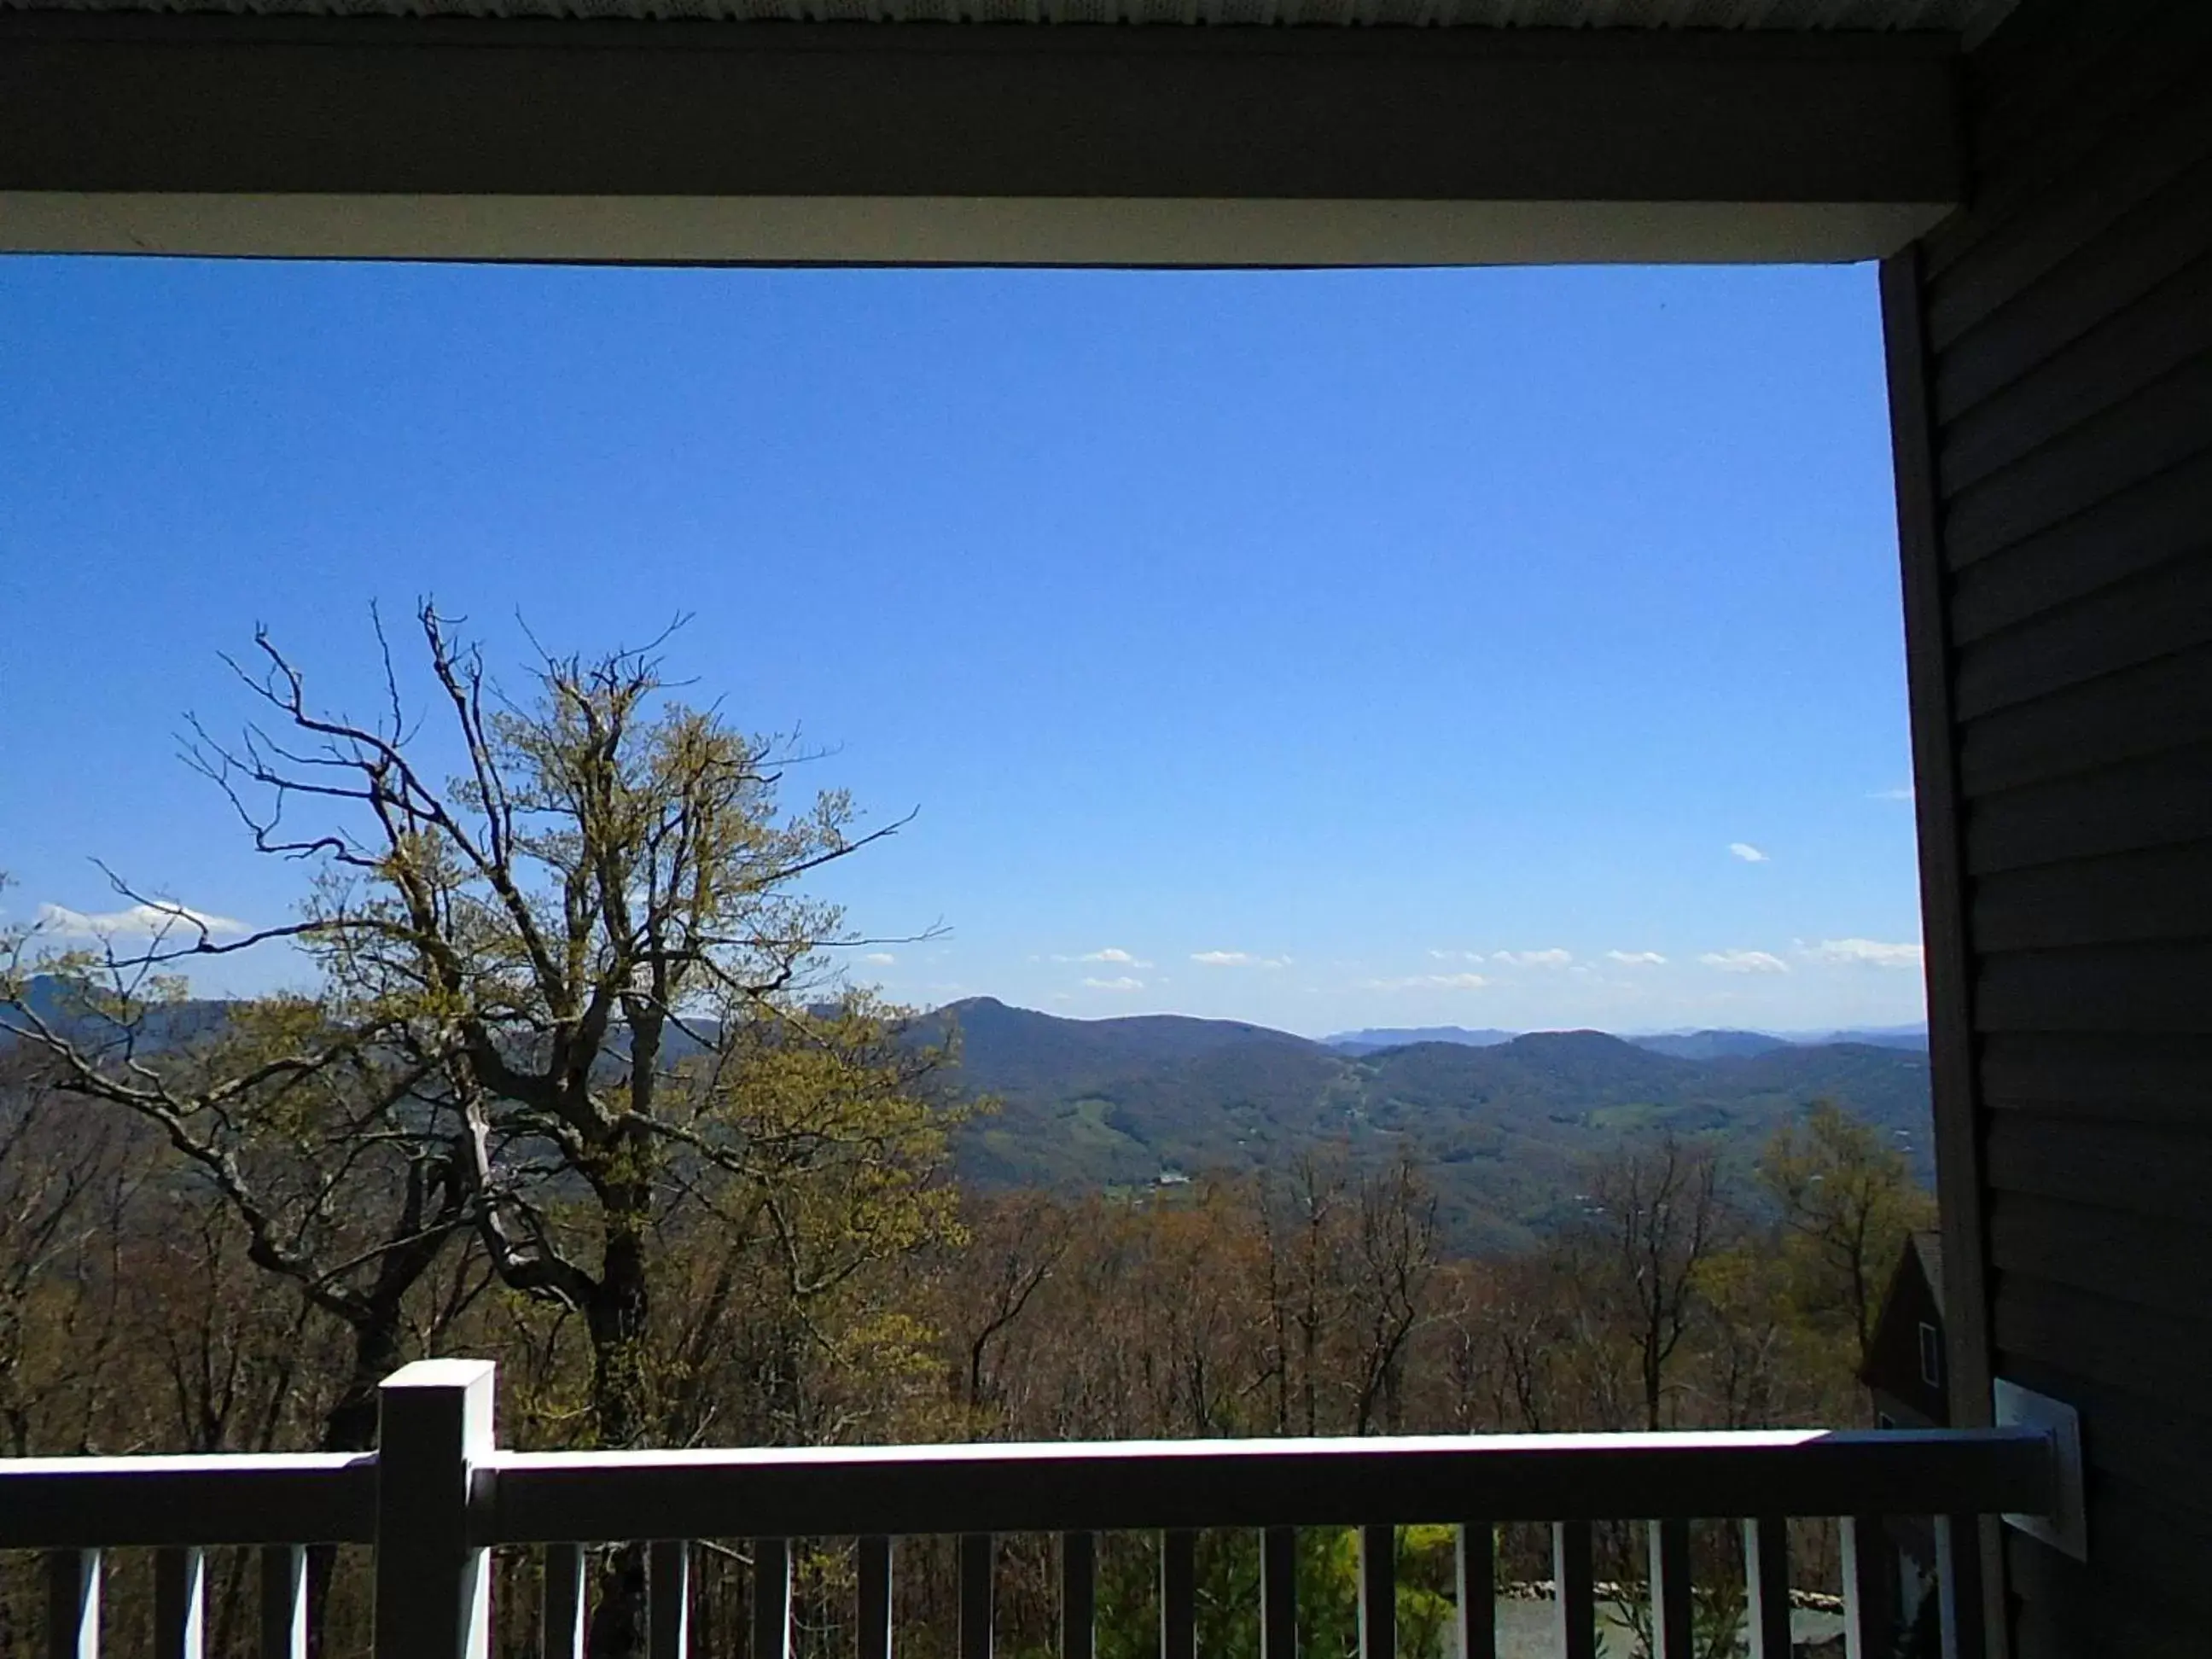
[{"xmin": 375, "ymin": 1360, "xmax": 497, "ymax": 1659}]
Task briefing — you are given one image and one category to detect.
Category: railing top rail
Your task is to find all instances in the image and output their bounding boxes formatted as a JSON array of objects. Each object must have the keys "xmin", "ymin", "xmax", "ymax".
[
  {"xmin": 487, "ymin": 1424, "xmax": 2002, "ymax": 1470},
  {"xmin": 0, "ymin": 1453, "xmax": 376, "ymax": 1551},
  {"xmin": 0, "ymin": 1425, "xmax": 2054, "ymax": 1551},
  {"xmin": 482, "ymin": 1425, "xmax": 2054, "ymax": 1542},
  {"xmin": 0, "ymin": 1452, "xmax": 368, "ymax": 1477}
]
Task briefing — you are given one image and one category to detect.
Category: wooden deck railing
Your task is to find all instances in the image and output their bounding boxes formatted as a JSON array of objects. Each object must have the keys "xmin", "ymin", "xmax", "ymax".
[{"xmin": 2, "ymin": 1359, "xmax": 2053, "ymax": 1659}]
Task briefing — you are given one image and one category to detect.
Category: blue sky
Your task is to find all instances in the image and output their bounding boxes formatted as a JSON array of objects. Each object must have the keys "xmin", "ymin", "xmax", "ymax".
[{"xmin": 0, "ymin": 258, "xmax": 1924, "ymax": 1036}]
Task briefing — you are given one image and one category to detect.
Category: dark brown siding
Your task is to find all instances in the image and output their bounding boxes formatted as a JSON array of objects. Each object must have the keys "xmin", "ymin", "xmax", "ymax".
[{"xmin": 1887, "ymin": 3, "xmax": 2212, "ymax": 1654}]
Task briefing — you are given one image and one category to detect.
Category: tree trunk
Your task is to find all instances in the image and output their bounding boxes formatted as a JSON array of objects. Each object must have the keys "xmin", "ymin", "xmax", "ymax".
[
  {"xmin": 585, "ymin": 1140, "xmax": 655, "ymax": 1659},
  {"xmin": 1643, "ymin": 1324, "xmax": 1664, "ymax": 1432}
]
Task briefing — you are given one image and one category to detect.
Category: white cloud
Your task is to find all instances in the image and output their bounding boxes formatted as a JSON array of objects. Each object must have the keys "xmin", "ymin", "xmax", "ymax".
[
  {"xmin": 1191, "ymin": 951, "xmax": 1289, "ymax": 969},
  {"xmin": 35, "ymin": 902, "xmax": 249, "ymax": 940},
  {"xmin": 1727, "ymin": 842, "xmax": 1770, "ymax": 864},
  {"xmin": 1365, "ymin": 972, "xmax": 1491, "ymax": 992},
  {"xmin": 1052, "ymin": 946, "xmax": 1153, "ymax": 966},
  {"xmin": 1492, "ymin": 948, "xmax": 1573, "ymax": 969},
  {"xmin": 1870, "ymin": 786, "xmax": 1916, "ymax": 803},
  {"xmin": 860, "ymin": 952, "xmax": 896, "ymax": 965},
  {"xmin": 1802, "ymin": 937, "xmax": 1924, "ymax": 970},
  {"xmin": 1699, "ymin": 949, "xmax": 1790, "ymax": 975},
  {"xmin": 1081, "ymin": 975, "xmax": 1145, "ymax": 992},
  {"xmin": 1606, "ymin": 950, "xmax": 1668, "ymax": 967}
]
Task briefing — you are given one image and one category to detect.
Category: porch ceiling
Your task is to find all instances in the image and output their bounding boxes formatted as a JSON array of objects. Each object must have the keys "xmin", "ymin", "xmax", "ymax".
[{"xmin": 0, "ymin": 0, "xmax": 2003, "ymax": 263}]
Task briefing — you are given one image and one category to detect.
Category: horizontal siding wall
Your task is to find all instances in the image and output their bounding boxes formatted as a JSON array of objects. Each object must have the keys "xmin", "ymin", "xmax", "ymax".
[{"xmin": 1903, "ymin": 2, "xmax": 2212, "ymax": 1654}]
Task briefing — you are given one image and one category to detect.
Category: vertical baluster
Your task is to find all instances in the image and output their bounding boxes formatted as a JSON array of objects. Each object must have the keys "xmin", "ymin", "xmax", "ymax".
[
  {"xmin": 1934, "ymin": 1515, "xmax": 1985, "ymax": 1659},
  {"xmin": 1646, "ymin": 1521, "xmax": 1691, "ymax": 1659},
  {"xmin": 1260, "ymin": 1528, "xmax": 1297, "ymax": 1659},
  {"xmin": 543, "ymin": 1545, "xmax": 585, "ymax": 1659},
  {"xmin": 958, "ymin": 1534, "xmax": 993, "ymax": 1659},
  {"xmin": 1453, "ymin": 1524, "xmax": 1494, "ymax": 1659},
  {"xmin": 754, "ymin": 1540, "xmax": 791, "ymax": 1659},
  {"xmin": 1551, "ymin": 1523, "xmax": 1595, "ymax": 1659},
  {"xmin": 1840, "ymin": 1516, "xmax": 1888, "ymax": 1659},
  {"xmin": 858, "ymin": 1538, "xmax": 894, "ymax": 1659},
  {"xmin": 46, "ymin": 1550, "xmax": 100, "ymax": 1659},
  {"xmin": 155, "ymin": 1549, "xmax": 207, "ymax": 1659},
  {"xmin": 1357, "ymin": 1528, "xmax": 1394, "ymax": 1659},
  {"xmin": 1740, "ymin": 1519, "xmax": 1791, "ymax": 1659},
  {"xmin": 1058, "ymin": 1534, "xmax": 1093, "ymax": 1659},
  {"xmin": 649, "ymin": 1541, "xmax": 690, "ymax": 1659},
  {"xmin": 1159, "ymin": 1531, "xmax": 1196, "ymax": 1659},
  {"xmin": 260, "ymin": 1547, "xmax": 306, "ymax": 1659}
]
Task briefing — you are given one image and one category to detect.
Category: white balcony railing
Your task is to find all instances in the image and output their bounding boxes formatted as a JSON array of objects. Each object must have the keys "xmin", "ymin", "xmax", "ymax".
[{"xmin": 2, "ymin": 1359, "xmax": 2054, "ymax": 1659}]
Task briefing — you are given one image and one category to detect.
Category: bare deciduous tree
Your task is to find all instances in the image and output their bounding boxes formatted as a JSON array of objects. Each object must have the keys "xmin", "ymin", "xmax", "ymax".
[{"xmin": 1580, "ymin": 1134, "xmax": 1728, "ymax": 1431}]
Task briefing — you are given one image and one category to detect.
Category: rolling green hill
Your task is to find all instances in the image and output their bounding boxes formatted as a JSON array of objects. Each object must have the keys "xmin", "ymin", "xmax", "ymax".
[{"xmin": 930, "ymin": 999, "xmax": 1933, "ymax": 1251}]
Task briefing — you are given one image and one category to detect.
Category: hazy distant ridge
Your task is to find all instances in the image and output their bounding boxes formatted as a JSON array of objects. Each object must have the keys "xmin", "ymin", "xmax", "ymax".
[{"xmin": 1325, "ymin": 1023, "xmax": 1927, "ymax": 1057}]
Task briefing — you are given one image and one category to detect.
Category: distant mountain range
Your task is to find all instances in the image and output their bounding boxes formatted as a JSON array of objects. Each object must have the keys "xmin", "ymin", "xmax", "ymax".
[
  {"xmin": 928, "ymin": 999, "xmax": 1933, "ymax": 1251},
  {"xmin": 1324, "ymin": 1023, "xmax": 1929, "ymax": 1057},
  {"xmin": 4, "ymin": 981, "xmax": 1934, "ymax": 1255},
  {"xmin": 1324, "ymin": 1026, "xmax": 1518, "ymax": 1055}
]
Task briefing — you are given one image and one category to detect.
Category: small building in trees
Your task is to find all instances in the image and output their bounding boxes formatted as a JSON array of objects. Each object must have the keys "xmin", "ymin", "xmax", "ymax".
[{"xmin": 1865, "ymin": 1231, "xmax": 1949, "ymax": 1432}]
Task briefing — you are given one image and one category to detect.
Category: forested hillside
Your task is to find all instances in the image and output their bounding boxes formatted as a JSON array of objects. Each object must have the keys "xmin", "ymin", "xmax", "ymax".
[{"xmin": 931, "ymin": 998, "xmax": 1933, "ymax": 1249}]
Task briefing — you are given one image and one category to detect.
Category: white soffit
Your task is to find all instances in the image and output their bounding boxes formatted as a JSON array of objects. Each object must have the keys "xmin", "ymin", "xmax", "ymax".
[
  {"xmin": 0, "ymin": 193, "xmax": 1958, "ymax": 265},
  {"xmin": 0, "ymin": 0, "xmax": 2019, "ymax": 35}
]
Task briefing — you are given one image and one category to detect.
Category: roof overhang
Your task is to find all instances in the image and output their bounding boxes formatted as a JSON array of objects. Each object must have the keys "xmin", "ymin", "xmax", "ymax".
[{"xmin": 0, "ymin": 15, "xmax": 1968, "ymax": 265}]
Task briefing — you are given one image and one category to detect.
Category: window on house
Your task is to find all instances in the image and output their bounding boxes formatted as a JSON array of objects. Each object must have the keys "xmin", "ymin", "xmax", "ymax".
[{"xmin": 1918, "ymin": 1322, "xmax": 1943, "ymax": 1389}]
